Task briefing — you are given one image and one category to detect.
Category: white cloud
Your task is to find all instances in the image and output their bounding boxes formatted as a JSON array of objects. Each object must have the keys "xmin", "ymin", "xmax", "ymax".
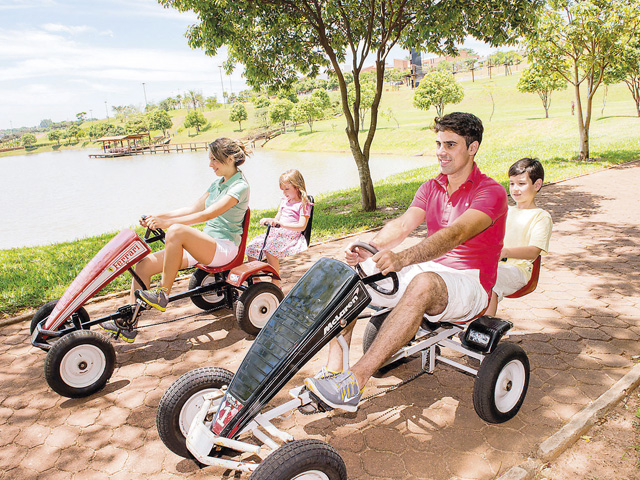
[{"xmin": 41, "ymin": 23, "xmax": 94, "ymax": 35}]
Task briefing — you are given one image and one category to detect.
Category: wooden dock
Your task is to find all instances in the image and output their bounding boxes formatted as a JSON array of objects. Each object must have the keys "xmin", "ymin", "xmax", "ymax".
[{"xmin": 89, "ymin": 142, "xmax": 208, "ymax": 158}]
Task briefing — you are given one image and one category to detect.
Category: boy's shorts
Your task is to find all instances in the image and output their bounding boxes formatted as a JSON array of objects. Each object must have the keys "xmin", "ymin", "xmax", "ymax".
[
  {"xmin": 494, "ymin": 263, "xmax": 528, "ymax": 302},
  {"xmin": 359, "ymin": 258, "xmax": 489, "ymax": 324},
  {"xmin": 185, "ymin": 238, "xmax": 239, "ymax": 268}
]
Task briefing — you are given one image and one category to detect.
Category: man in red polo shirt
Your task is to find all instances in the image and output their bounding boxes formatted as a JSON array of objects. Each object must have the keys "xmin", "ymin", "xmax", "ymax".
[{"xmin": 305, "ymin": 112, "xmax": 508, "ymax": 412}]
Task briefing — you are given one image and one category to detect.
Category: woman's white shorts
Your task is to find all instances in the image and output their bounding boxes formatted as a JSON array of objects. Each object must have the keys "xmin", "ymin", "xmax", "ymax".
[{"xmin": 185, "ymin": 238, "xmax": 239, "ymax": 268}]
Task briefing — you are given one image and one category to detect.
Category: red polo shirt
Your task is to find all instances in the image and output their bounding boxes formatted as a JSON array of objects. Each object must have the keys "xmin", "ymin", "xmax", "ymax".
[{"xmin": 410, "ymin": 162, "xmax": 507, "ymax": 293}]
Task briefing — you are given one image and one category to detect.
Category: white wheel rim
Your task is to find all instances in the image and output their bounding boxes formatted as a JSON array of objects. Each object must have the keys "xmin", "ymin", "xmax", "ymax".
[
  {"xmin": 494, "ymin": 359, "xmax": 526, "ymax": 413},
  {"xmin": 60, "ymin": 344, "xmax": 107, "ymax": 388},
  {"xmin": 248, "ymin": 292, "xmax": 279, "ymax": 328},
  {"xmin": 201, "ymin": 275, "xmax": 224, "ymax": 303},
  {"xmin": 179, "ymin": 388, "xmax": 223, "ymax": 437},
  {"xmin": 292, "ymin": 471, "xmax": 331, "ymax": 480}
]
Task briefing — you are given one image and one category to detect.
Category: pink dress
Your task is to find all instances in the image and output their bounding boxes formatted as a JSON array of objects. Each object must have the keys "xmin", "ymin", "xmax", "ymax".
[{"xmin": 245, "ymin": 199, "xmax": 312, "ymax": 259}]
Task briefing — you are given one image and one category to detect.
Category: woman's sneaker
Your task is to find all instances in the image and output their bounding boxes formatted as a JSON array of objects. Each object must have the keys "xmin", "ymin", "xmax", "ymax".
[
  {"xmin": 304, "ymin": 371, "xmax": 362, "ymax": 412},
  {"xmin": 135, "ymin": 287, "xmax": 169, "ymax": 312},
  {"xmin": 99, "ymin": 321, "xmax": 138, "ymax": 343}
]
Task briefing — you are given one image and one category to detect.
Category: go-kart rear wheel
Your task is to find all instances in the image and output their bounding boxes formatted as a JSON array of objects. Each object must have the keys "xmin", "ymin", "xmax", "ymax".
[
  {"xmin": 249, "ymin": 439, "xmax": 347, "ymax": 480},
  {"xmin": 473, "ymin": 342, "xmax": 529, "ymax": 424},
  {"xmin": 235, "ymin": 282, "xmax": 283, "ymax": 336},
  {"xmin": 188, "ymin": 269, "xmax": 227, "ymax": 310},
  {"xmin": 30, "ymin": 299, "xmax": 90, "ymax": 336},
  {"xmin": 156, "ymin": 367, "xmax": 233, "ymax": 459},
  {"xmin": 44, "ymin": 330, "xmax": 115, "ymax": 398}
]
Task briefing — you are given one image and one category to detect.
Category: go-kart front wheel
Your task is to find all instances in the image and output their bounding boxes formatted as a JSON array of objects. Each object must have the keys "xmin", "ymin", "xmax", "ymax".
[
  {"xmin": 473, "ymin": 342, "xmax": 530, "ymax": 423},
  {"xmin": 235, "ymin": 282, "xmax": 283, "ymax": 336},
  {"xmin": 31, "ymin": 299, "xmax": 91, "ymax": 337},
  {"xmin": 188, "ymin": 269, "xmax": 227, "ymax": 311},
  {"xmin": 156, "ymin": 367, "xmax": 233, "ymax": 459},
  {"xmin": 249, "ymin": 439, "xmax": 347, "ymax": 480},
  {"xmin": 44, "ymin": 330, "xmax": 115, "ymax": 398}
]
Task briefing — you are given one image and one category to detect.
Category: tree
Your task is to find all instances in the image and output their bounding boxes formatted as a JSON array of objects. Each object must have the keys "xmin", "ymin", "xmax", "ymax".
[
  {"xmin": 48, "ymin": 130, "xmax": 61, "ymax": 145},
  {"xmin": 160, "ymin": 0, "xmax": 542, "ymax": 211},
  {"xmin": 205, "ymin": 96, "xmax": 221, "ymax": 110},
  {"xmin": 22, "ymin": 133, "xmax": 36, "ymax": 147},
  {"xmin": 605, "ymin": 32, "xmax": 640, "ymax": 117},
  {"xmin": 524, "ymin": 0, "xmax": 640, "ymax": 160},
  {"xmin": 147, "ymin": 109, "xmax": 173, "ymax": 136},
  {"xmin": 269, "ymin": 98, "xmax": 294, "ymax": 132},
  {"xmin": 184, "ymin": 110, "xmax": 206, "ymax": 133},
  {"xmin": 311, "ymin": 89, "xmax": 331, "ymax": 110},
  {"xmin": 291, "ymin": 95, "xmax": 324, "ymax": 132},
  {"xmin": 67, "ymin": 124, "xmax": 81, "ymax": 142},
  {"xmin": 347, "ymin": 82, "xmax": 376, "ymax": 130},
  {"xmin": 254, "ymin": 95, "xmax": 271, "ymax": 109},
  {"xmin": 40, "ymin": 119, "xmax": 53, "ymax": 129},
  {"xmin": 76, "ymin": 112, "xmax": 87, "ymax": 123},
  {"xmin": 412, "ymin": 71, "xmax": 464, "ymax": 118},
  {"xmin": 517, "ymin": 63, "xmax": 567, "ymax": 118},
  {"xmin": 229, "ymin": 103, "xmax": 248, "ymax": 131},
  {"xmin": 125, "ymin": 116, "xmax": 149, "ymax": 135}
]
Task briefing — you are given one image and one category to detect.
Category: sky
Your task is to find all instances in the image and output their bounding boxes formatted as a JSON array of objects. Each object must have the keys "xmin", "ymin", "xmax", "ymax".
[{"xmin": 0, "ymin": 0, "xmax": 499, "ymax": 130}]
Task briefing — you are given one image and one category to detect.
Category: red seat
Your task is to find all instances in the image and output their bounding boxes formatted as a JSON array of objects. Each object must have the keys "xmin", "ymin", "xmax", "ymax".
[
  {"xmin": 506, "ymin": 256, "xmax": 541, "ymax": 299},
  {"xmin": 196, "ymin": 209, "xmax": 251, "ymax": 274}
]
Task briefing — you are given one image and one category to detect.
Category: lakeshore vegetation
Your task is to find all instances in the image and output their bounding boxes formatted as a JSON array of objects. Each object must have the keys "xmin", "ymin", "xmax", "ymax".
[{"xmin": 1, "ymin": 71, "xmax": 639, "ymax": 317}]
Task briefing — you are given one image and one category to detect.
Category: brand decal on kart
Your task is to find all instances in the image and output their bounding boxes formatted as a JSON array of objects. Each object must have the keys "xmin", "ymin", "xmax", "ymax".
[
  {"xmin": 212, "ymin": 393, "xmax": 243, "ymax": 435},
  {"xmin": 323, "ymin": 283, "xmax": 366, "ymax": 336},
  {"xmin": 111, "ymin": 241, "xmax": 146, "ymax": 271}
]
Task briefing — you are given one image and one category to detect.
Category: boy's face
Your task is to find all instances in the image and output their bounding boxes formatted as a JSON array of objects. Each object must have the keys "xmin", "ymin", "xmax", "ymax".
[{"xmin": 509, "ymin": 172, "xmax": 542, "ymax": 205}]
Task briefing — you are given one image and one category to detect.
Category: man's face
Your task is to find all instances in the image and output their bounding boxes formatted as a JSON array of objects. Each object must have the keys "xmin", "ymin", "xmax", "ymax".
[{"xmin": 435, "ymin": 130, "xmax": 477, "ymax": 177}]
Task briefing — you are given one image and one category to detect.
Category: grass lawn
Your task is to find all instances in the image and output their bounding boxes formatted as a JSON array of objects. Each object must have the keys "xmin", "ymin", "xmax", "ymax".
[{"xmin": 1, "ymin": 70, "xmax": 639, "ymax": 317}]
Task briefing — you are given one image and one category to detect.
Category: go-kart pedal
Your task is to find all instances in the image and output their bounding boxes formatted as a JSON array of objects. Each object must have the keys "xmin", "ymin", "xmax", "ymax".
[{"xmin": 290, "ymin": 386, "xmax": 333, "ymax": 414}]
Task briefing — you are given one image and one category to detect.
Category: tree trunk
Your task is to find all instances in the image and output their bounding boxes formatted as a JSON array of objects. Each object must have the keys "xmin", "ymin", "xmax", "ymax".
[
  {"xmin": 574, "ymin": 83, "xmax": 589, "ymax": 160},
  {"xmin": 349, "ymin": 141, "xmax": 376, "ymax": 211}
]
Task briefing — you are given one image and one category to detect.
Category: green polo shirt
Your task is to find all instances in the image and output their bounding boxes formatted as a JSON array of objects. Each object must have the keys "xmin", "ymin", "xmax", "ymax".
[{"xmin": 202, "ymin": 171, "xmax": 249, "ymax": 246}]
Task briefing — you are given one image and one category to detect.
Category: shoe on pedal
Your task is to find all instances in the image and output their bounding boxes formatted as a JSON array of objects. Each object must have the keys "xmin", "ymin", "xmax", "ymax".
[
  {"xmin": 304, "ymin": 371, "xmax": 362, "ymax": 412},
  {"xmin": 99, "ymin": 321, "xmax": 138, "ymax": 343},
  {"xmin": 135, "ymin": 287, "xmax": 168, "ymax": 312}
]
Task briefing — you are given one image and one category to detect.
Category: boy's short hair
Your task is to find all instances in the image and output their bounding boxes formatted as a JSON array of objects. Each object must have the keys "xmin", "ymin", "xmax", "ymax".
[
  {"xmin": 434, "ymin": 112, "xmax": 483, "ymax": 147},
  {"xmin": 509, "ymin": 157, "xmax": 545, "ymax": 185}
]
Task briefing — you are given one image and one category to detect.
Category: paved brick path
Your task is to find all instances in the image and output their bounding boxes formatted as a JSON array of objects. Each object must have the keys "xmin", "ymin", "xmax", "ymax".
[{"xmin": 1, "ymin": 161, "xmax": 639, "ymax": 480}]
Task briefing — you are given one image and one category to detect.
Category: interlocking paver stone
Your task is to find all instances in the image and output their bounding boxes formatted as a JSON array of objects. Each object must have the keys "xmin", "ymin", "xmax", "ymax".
[{"xmin": 2, "ymin": 160, "xmax": 640, "ymax": 479}]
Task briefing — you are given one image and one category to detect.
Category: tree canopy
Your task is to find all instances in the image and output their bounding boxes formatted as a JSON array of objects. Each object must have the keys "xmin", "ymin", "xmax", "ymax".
[
  {"xmin": 523, "ymin": 0, "xmax": 640, "ymax": 160},
  {"xmin": 605, "ymin": 31, "xmax": 640, "ymax": 117},
  {"xmin": 517, "ymin": 63, "xmax": 567, "ymax": 118},
  {"xmin": 229, "ymin": 103, "xmax": 248, "ymax": 131},
  {"xmin": 148, "ymin": 109, "xmax": 173, "ymax": 136},
  {"xmin": 412, "ymin": 71, "xmax": 464, "ymax": 118},
  {"xmin": 184, "ymin": 110, "xmax": 206, "ymax": 133},
  {"xmin": 160, "ymin": 0, "xmax": 542, "ymax": 210}
]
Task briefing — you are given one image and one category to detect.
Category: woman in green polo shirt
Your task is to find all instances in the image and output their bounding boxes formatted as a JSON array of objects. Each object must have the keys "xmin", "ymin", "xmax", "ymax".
[{"xmin": 102, "ymin": 138, "xmax": 250, "ymax": 336}]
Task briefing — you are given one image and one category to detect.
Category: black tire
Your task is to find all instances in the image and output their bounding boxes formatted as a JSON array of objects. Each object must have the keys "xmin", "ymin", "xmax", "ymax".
[
  {"xmin": 188, "ymin": 269, "xmax": 227, "ymax": 311},
  {"xmin": 156, "ymin": 367, "xmax": 234, "ymax": 459},
  {"xmin": 235, "ymin": 283, "xmax": 283, "ymax": 336},
  {"xmin": 30, "ymin": 299, "xmax": 90, "ymax": 336},
  {"xmin": 361, "ymin": 311, "xmax": 389, "ymax": 355},
  {"xmin": 44, "ymin": 330, "xmax": 115, "ymax": 398},
  {"xmin": 473, "ymin": 342, "xmax": 530, "ymax": 424},
  {"xmin": 249, "ymin": 439, "xmax": 347, "ymax": 480}
]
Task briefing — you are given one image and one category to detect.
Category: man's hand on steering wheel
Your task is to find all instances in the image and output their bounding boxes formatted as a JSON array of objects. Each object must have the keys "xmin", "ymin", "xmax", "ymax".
[
  {"xmin": 372, "ymin": 250, "xmax": 404, "ymax": 276},
  {"xmin": 344, "ymin": 239, "xmax": 375, "ymax": 266}
]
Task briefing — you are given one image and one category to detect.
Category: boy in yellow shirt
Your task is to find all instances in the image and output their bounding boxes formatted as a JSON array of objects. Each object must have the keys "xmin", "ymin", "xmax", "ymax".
[{"xmin": 486, "ymin": 158, "xmax": 553, "ymax": 316}]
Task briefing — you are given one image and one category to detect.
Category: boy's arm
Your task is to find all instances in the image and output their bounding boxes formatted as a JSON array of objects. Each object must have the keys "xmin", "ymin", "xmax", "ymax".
[{"xmin": 501, "ymin": 245, "xmax": 541, "ymax": 260}]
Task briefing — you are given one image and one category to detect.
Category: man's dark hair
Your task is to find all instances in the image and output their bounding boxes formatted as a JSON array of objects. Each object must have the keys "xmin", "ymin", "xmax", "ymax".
[
  {"xmin": 434, "ymin": 112, "xmax": 483, "ymax": 147},
  {"xmin": 509, "ymin": 157, "xmax": 545, "ymax": 185}
]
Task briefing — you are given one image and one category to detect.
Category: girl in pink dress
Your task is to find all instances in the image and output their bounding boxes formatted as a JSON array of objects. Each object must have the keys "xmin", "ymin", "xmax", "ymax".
[{"xmin": 245, "ymin": 169, "xmax": 312, "ymax": 286}]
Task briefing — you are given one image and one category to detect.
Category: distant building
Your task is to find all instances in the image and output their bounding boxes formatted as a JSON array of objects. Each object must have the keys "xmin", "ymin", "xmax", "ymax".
[{"xmin": 423, "ymin": 49, "xmax": 480, "ymax": 69}]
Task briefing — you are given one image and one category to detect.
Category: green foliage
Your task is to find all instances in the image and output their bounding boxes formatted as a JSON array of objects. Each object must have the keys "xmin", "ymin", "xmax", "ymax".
[
  {"xmin": 413, "ymin": 71, "xmax": 464, "ymax": 118},
  {"xmin": 605, "ymin": 32, "xmax": 640, "ymax": 117},
  {"xmin": 48, "ymin": 130, "xmax": 61, "ymax": 145},
  {"xmin": 205, "ymin": 96, "xmax": 221, "ymax": 110},
  {"xmin": 517, "ymin": 63, "xmax": 567, "ymax": 118},
  {"xmin": 311, "ymin": 88, "xmax": 331, "ymax": 109},
  {"xmin": 291, "ymin": 95, "xmax": 324, "ymax": 132},
  {"xmin": 269, "ymin": 98, "xmax": 294, "ymax": 131},
  {"xmin": 147, "ymin": 109, "xmax": 173, "ymax": 136},
  {"xmin": 254, "ymin": 95, "xmax": 271, "ymax": 108},
  {"xmin": 125, "ymin": 115, "xmax": 149, "ymax": 135},
  {"xmin": 229, "ymin": 103, "xmax": 248, "ymax": 130},
  {"xmin": 184, "ymin": 110, "xmax": 207, "ymax": 133},
  {"xmin": 21, "ymin": 133, "xmax": 36, "ymax": 147},
  {"xmin": 347, "ymin": 82, "xmax": 376, "ymax": 129},
  {"xmin": 66, "ymin": 124, "xmax": 81, "ymax": 141},
  {"xmin": 523, "ymin": 0, "xmax": 640, "ymax": 159}
]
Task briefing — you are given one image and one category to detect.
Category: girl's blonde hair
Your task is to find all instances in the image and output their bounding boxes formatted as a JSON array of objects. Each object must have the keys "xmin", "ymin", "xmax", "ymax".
[{"xmin": 279, "ymin": 169, "xmax": 310, "ymax": 210}]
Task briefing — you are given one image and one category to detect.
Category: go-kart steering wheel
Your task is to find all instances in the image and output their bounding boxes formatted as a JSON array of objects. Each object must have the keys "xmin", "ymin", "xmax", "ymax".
[
  {"xmin": 350, "ymin": 242, "xmax": 399, "ymax": 296},
  {"xmin": 141, "ymin": 215, "xmax": 166, "ymax": 244}
]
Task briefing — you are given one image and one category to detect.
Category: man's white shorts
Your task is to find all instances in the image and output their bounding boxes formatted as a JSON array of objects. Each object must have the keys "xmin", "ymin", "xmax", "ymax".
[
  {"xmin": 359, "ymin": 258, "xmax": 489, "ymax": 324},
  {"xmin": 494, "ymin": 263, "xmax": 528, "ymax": 302},
  {"xmin": 185, "ymin": 238, "xmax": 239, "ymax": 268}
]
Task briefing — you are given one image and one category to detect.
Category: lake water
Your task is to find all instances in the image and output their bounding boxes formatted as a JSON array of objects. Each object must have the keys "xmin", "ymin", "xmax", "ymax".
[{"xmin": 1, "ymin": 148, "xmax": 432, "ymax": 250}]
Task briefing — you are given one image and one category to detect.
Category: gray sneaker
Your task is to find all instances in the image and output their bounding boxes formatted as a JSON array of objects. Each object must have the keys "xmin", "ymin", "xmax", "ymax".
[
  {"xmin": 135, "ymin": 287, "xmax": 169, "ymax": 312},
  {"xmin": 304, "ymin": 371, "xmax": 362, "ymax": 412},
  {"xmin": 99, "ymin": 321, "xmax": 138, "ymax": 343},
  {"xmin": 314, "ymin": 366, "xmax": 341, "ymax": 379}
]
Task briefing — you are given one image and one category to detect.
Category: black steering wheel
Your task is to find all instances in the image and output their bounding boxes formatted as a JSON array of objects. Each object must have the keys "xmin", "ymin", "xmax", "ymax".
[
  {"xmin": 141, "ymin": 215, "xmax": 166, "ymax": 244},
  {"xmin": 350, "ymin": 242, "xmax": 399, "ymax": 296}
]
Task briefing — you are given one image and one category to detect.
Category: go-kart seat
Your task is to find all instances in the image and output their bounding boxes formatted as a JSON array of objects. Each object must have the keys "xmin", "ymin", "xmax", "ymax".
[
  {"xmin": 506, "ymin": 255, "xmax": 541, "ymax": 299},
  {"xmin": 195, "ymin": 209, "xmax": 251, "ymax": 274},
  {"xmin": 302, "ymin": 195, "xmax": 315, "ymax": 246}
]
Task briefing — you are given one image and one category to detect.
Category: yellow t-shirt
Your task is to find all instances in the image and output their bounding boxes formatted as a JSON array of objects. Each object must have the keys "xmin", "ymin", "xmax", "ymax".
[{"xmin": 503, "ymin": 206, "xmax": 553, "ymax": 280}]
